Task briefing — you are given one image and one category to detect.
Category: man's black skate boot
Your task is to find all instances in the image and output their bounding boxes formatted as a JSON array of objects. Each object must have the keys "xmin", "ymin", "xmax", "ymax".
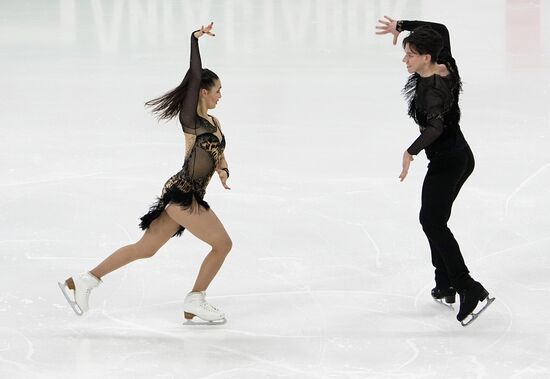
[
  {"xmin": 431, "ymin": 287, "xmax": 456, "ymax": 304},
  {"xmin": 457, "ymin": 281, "xmax": 495, "ymax": 326}
]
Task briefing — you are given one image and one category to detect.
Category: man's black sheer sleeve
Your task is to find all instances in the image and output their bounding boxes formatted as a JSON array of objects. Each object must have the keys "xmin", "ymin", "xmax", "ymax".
[{"xmin": 406, "ymin": 88, "xmax": 446, "ymax": 155}]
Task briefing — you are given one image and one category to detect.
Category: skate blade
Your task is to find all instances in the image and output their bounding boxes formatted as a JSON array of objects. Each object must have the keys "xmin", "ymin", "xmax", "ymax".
[
  {"xmin": 57, "ymin": 282, "xmax": 84, "ymax": 316},
  {"xmin": 460, "ymin": 295, "xmax": 495, "ymax": 327},
  {"xmin": 183, "ymin": 319, "xmax": 227, "ymax": 326},
  {"xmin": 433, "ymin": 298, "xmax": 454, "ymax": 310},
  {"xmin": 183, "ymin": 312, "xmax": 226, "ymax": 325}
]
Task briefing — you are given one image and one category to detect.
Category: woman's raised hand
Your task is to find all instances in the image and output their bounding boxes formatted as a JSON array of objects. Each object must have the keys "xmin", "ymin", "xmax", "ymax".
[
  {"xmin": 194, "ymin": 22, "xmax": 215, "ymax": 38},
  {"xmin": 376, "ymin": 16, "xmax": 400, "ymax": 45}
]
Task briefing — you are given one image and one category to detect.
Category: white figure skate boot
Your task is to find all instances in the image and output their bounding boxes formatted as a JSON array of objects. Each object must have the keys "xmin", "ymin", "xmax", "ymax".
[
  {"xmin": 58, "ymin": 272, "xmax": 101, "ymax": 316},
  {"xmin": 183, "ymin": 291, "xmax": 226, "ymax": 323}
]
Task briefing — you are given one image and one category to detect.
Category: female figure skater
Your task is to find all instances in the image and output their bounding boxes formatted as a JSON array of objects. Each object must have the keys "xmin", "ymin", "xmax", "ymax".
[
  {"xmin": 376, "ymin": 17, "xmax": 494, "ymax": 326},
  {"xmin": 58, "ymin": 22, "xmax": 231, "ymax": 323}
]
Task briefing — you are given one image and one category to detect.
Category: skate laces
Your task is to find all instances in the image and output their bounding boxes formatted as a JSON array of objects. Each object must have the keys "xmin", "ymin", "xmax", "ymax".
[
  {"xmin": 72, "ymin": 282, "xmax": 93, "ymax": 298},
  {"xmin": 199, "ymin": 300, "xmax": 220, "ymax": 313},
  {"xmin": 71, "ymin": 286, "xmax": 91, "ymax": 302}
]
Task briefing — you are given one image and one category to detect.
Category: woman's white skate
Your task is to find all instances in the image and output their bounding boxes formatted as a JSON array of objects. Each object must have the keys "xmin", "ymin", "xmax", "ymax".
[
  {"xmin": 183, "ymin": 291, "xmax": 226, "ymax": 325},
  {"xmin": 58, "ymin": 272, "xmax": 101, "ymax": 316}
]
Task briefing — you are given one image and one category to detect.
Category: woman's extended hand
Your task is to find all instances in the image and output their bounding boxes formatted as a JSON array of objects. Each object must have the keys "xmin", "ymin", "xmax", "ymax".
[
  {"xmin": 376, "ymin": 16, "xmax": 400, "ymax": 45},
  {"xmin": 399, "ymin": 150, "xmax": 414, "ymax": 182},
  {"xmin": 194, "ymin": 22, "xmax": 215, "ymax": 38},
  {"xmin": 218, "ymin": 170, "xmax": 231, "ymax": 190}
]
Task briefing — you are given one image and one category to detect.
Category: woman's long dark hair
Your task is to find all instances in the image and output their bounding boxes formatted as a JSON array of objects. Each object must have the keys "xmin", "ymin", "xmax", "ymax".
[{"xmin": 145, "ymin": 69, "xmax": 219, "ymax": 121}]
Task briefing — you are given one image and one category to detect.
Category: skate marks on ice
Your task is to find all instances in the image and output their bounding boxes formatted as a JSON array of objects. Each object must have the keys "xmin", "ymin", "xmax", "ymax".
[
  {"xmin": 96, "ymin": 311, "xmax": 275, "ymax": 376},
  {"xmin": 306, "ymin": 204, "xmax": 384, "ymax": 269},
  {"xmin": 96, "ymin": 304, "xmax": 334, "ymax": 378},
  {"xmin": 0, "ymin": 327, "xmax": 37, "ymax": 378},
  {"xmin": 197, "ymin": 290, "xmax": 433, "ymax": 375},
  {"xmin": 3, "ymin": 283, "xmax": 526, "ymax": 377},
  {"xmin": 91, "ymin": 290, "xmax": 430, "ymax": 377},
  {"xmin": 504, "ymin": 160, "xmax": 550, "ymax": 217}
]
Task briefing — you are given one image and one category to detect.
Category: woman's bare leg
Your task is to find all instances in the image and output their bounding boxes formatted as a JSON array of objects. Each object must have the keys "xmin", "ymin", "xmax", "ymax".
[
  {"xmin": 165, "ymin": 204, "xmax": 232, "ymax": 292},
  {"xmin": 66, "ymin": 211, "xmax": 181, "ymax": 288}
]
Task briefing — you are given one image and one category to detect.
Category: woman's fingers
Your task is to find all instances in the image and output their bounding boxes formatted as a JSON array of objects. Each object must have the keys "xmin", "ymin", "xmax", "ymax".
[
  {"xmin": 219, "ymin": 172, "xmax": 230, "ymax": 189},
  {"xmin": 198, "ymin": 22, "xmax": 215, "ymax": 37},
  {"xmin": 205, "ymin": 22, "xmax": 214, "ymax": 31},
  {"xmin": 399, "ymin": 169, "xmax": 408, "ymax": 182}
]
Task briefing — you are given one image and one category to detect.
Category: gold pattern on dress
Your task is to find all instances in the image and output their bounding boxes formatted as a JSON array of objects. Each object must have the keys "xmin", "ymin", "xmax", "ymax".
[{"xmin": 161, "ymin": 130, "xmax": 225, "ymax": 199}]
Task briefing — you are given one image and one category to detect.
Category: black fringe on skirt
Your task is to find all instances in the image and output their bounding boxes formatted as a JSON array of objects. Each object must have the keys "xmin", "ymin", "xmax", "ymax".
[{"xmin": 139, "ymin": 189, "xmax": 210, "ymax": 237}]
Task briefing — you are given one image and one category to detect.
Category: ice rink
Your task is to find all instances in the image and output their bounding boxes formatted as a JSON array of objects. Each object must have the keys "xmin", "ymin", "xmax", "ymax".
[{"xmin": 1, "ymin": 0, "xmax": 550, "ymax": 378}]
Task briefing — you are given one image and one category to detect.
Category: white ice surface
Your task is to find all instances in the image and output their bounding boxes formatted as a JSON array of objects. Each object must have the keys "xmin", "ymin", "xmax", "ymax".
[{"xmin": 1, "ymin": 1, "xmax": 550, "ymax": 378}]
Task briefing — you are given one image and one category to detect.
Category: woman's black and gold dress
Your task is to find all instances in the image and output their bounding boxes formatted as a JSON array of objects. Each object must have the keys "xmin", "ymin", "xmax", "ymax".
[{"xmin": 139, "ymin": 32, "xmax": 225, "ymax": 237}]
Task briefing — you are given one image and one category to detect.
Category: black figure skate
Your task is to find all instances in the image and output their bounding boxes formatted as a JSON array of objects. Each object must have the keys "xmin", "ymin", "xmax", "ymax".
[{"xmin": 456, "ymin": 281, "xmax": 495, "ymax": 327}]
